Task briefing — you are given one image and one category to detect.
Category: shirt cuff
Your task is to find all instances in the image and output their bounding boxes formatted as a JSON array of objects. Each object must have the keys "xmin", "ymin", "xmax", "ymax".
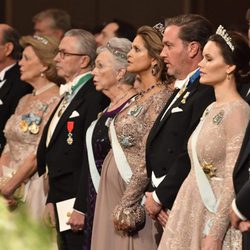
[
  {"xmin": 152, "ymin": 191, "xmax": 162, "ymax": 205},
  {"xmin": 73, "ymin": 209, "xmax": 85, "ymax": 215},
  {"xmin": 232, "ymin": 199, "xmax": 247, "ymax": 221}
]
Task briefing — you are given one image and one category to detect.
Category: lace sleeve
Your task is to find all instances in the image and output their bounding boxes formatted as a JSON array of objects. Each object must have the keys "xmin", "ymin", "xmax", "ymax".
[
  {"xmin": 207, "ymin": 103, "xmax": 250, "ymax": 240},
  {"xmin": 112, "ymin": 91, "xmax": 168, "ymax": 232}
]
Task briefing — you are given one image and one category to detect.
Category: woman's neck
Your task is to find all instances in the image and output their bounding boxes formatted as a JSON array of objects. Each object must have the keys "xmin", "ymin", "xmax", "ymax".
[
  {"xmin": 31, "ymin": 78, "xmax": 51, "ymax": 91},
  {"xmin": 138, "ymin": 71, "xmax": 160, "ymax": 91},
  {"xmin": 214, "ymin": 79, "xmax": 241, "ymax": 104},
  {"xmin": 106, "ymin": 82, "xmax": 136, "ymax": 111}
]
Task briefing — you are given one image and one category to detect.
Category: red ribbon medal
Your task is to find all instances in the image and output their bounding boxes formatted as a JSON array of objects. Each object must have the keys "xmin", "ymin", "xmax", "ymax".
[{"xmin": 67, "ymin": 121, "xmax": 74, "ymax": 145}]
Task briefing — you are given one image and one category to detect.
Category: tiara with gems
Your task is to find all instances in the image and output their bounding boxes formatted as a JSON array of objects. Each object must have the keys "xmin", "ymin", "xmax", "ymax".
[
  {"xmin": 153, "ymin": 23, "xmax": 165, "ymax": 36},
  {"xmin": 33, "ymin": 35, "xmax": 48, "ymax": 45},
  {"xmin": 215, "ymin": 25, "xmax": 234, "ymax": 51},
  {"xmin": 106, "ymin": 42, "xmax": 127, "ymax": 60}
]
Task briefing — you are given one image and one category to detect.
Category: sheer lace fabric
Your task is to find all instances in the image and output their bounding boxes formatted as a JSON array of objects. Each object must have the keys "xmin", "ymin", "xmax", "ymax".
[{"xmin": 159, "ymin": 100, "xmax": 250, "ymax": 250}]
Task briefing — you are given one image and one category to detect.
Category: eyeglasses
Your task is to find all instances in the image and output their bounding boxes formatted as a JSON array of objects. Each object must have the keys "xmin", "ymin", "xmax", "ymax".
[{"xmin": 56, "ymin": 49, "xmax": 87, "ymax": 59}]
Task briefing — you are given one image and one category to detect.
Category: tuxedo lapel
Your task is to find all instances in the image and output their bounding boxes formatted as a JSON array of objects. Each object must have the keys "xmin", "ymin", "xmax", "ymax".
[
  {"xmin": 0, "ymin": 80, "xmax": 11, "ymax": 100},
  {"xmin": 147, "ymin": 79, "xmax": 200, "ymax": 146},
  {"xmin": 47, "ymin": 84, "xmax": 88, "ymax": 148}
]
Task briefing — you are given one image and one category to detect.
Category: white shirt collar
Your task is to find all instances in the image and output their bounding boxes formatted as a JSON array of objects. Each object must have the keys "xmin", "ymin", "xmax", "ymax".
[
  {"xmin": 174, "ymin": 68, "xmax": 199, "ymax": 89},
  {"xmin": 0, "ymin": 63, "xmax": 16, "ymax": 81},
  {"xmin": 59, "ymin": 71, "xmax": 92, "ymax": 96}
]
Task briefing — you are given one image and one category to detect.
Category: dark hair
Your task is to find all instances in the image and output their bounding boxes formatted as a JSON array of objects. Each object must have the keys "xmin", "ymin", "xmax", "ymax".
[
  {"xmin": 137, "ymin": 25, "xmax": 166, "ymax": 81},
  {"xmin": 111, "ymin": 19, "xmax": 136, "ymax": 42},
  {"xmin": 33, "ymin": 9, "xmax": 71, "ymax": 33},
  {"xmin": 209, "ymin": 31, "xmax": 250, "ymax": 84},
  {"xmin": 1, "ymin": 26, "xmax": 22, "ymax": 60},
  {"xmin": 165, "ymin": 14, "xmax": 213, "ymax": 49}
]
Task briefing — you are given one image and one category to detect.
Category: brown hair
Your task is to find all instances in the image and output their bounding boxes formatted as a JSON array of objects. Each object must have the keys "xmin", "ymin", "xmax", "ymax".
[{"xmin": 137, "ymin": 25, "xmax": 166, "ymax": 81}]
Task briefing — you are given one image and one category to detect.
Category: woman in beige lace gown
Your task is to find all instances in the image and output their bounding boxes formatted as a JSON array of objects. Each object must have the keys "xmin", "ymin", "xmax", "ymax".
[
  {"xmin": 158, "ymin": 29, "xmax": 250, "ymax": 249},
  {"xmin": 0, "ymin": 35, "xmax": 61, "ymax": 219},
  {"xmin": 91, "ymin": 25, "xmax": 173, "ymax": 250}
]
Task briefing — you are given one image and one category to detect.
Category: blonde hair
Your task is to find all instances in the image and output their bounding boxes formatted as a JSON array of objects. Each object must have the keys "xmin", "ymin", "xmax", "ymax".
[{"xmin": 20, "ymin": 35, "xmax": 62, "ymax": 84}]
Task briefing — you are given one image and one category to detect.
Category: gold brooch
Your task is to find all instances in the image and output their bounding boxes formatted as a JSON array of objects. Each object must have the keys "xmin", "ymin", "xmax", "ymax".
[{"xmin": 201, "ymin": 161, "xmax": 217, "ymax": 178}]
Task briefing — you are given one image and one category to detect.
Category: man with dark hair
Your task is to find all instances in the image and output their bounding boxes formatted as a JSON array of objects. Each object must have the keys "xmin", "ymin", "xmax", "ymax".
[
  {"xmin": 95, "ymin": 19, "xmax": 136, "ymax": 47},
  {"xmin": 33, "ymin": 8, "xmax": 71, "ymax": 39},
  {"xmin": 144, "ymin": 14, "xmax": 215, "ymax": 226},
  {"xmin": 0, "ymin": 24, "xmax": 32, "ymax": 155}
]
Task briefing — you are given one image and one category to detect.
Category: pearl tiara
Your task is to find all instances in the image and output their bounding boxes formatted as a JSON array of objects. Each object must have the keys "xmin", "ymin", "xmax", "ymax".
[{"xmin": 216, "ymin": 25, "xmax": 234, "ymax": 51}]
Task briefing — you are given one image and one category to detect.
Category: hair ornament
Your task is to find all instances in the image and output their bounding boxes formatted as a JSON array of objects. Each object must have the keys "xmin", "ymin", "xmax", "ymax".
[
  {"xmin": 153, "ymin": 23, "xmax": 165, "ymax": 36},
  {"xmin": 33, "ymin": 35, "xmax": 48, "ymax": 45},
  {"xmin": 107, "ymin": 42, "xmax": 127, "ymax": 59},
  {"xmin": 216, "ymin": 25, "xmax": 234, "ymax": 51}
]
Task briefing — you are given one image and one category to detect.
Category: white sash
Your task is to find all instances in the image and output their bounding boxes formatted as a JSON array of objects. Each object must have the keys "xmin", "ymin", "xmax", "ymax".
[
  {"xmin": 191, "ymin": 105, "xmax": 218, "ymax": 214},
  {"xmin": 86, "ymin": 97, "xmax": 136, "ymax": 192},
  {"xmin": 110, "ymin": 119, "xmax": 132, "ymax": 184},
  {"xmin": 86, "ymin": 119, "xmax": 100, "ymax": 192}
]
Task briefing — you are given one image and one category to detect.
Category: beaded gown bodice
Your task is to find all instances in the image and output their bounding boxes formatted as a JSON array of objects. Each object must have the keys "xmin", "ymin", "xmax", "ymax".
[
  {"xmin": 3, "ymin": 93, "xmax": 60, "ymax": 171},
  {"xmin": 159, "ymin": 99, "xmax": 250, "ymax": 250}
]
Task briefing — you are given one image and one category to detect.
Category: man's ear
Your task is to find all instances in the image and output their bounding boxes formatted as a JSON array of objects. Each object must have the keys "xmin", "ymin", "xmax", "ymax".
[
  {"xmin": 80, "ymin": 55, "xmax": 91, "ymax": 69},
  {"xmin": 4, "ymin": 42, "xmax": 14, "ymax": 57},
  {"xmin": 188, "ymin": 41, "xmax": 200, "ymax": 58}
]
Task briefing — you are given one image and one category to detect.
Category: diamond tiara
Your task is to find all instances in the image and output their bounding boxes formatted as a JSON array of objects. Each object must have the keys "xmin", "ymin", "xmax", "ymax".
[
  {"xmin": 106, "ymin": 42, "xmax": 127, "ymax": 60},
  {"xmin": 215, "ymin": 25, "xmax": 234, "ymax": 51},
  {"xmin": 33, "ymin": 35, "xmax": 48, "ymax": 45},
  {"xmin": 153, "ymin": 23, "xmax": 165, "ymax": 36}
]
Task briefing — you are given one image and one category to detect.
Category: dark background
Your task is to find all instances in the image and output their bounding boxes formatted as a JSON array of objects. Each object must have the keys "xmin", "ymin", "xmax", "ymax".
[{"xmin": 0, "ymin": 0, "xmax": 249, "ymax": 36}]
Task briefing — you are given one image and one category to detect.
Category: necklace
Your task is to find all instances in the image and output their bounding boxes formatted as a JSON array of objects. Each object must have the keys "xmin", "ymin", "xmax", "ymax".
[
  {"xmin": 138, "ymin": 82, "xmax": 163, "ymax": 97},
  {"xmin": 33, "ymin": 82, "xmax": 55, "ymax": 96},
  {"xmin": 108, "ymin": 88, "xmax": 133, "ymax": 109}
]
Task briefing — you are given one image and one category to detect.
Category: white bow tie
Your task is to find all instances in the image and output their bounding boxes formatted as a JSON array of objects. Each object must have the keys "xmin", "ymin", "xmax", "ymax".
[{"xmin": 59, "ymin": 83, "xmax": 72, "ymax": 96}]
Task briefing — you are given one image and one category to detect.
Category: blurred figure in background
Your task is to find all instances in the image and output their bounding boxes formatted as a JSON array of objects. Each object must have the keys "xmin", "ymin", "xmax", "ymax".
[
  {"xmin": 0, "ymin": 24, "xmax": 33, "ymax": 156},
  {"xmin": 95, "ymin": 19, "xmax": 136, "ymax": 47},
  {"xmin": 0, "ymin": 34, "xmax": 61, "ymax": 220},
  {"xmin": 33, "ymin": 8, "xmax": 71, "ymax": 40}
]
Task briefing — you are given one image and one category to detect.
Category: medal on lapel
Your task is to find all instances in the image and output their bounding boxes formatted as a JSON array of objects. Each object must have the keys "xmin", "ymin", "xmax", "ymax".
[
  {"xmin": 29, "ymin": 122, "xmax": 40, "ymax": 134},
  {"xmin": 181, "ymin": 91, "xmax": 190, "ymax": 104},
  {"xmin": 67, "ymin": 121, "xmax": 74, "ymax": 145}
]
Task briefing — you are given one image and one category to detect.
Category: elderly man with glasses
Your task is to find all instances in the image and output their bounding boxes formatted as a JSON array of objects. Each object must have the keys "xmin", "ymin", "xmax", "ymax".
[{"xmin": 37, "ymin": 29, "xmax": 109, "ymax": 250}]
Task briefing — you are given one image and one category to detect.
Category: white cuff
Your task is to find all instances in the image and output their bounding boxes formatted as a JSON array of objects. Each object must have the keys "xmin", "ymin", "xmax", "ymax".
[
  {"xmin": 152, "ymin": 191, "xmax": 162, "ymax": 205},
  {"xmin": 232, "ymin": 199, "xmax": 247, "ymax": 221},
  {"xmin": 73, "ymin": 209, "xmax": 85, "ymax": 215}
]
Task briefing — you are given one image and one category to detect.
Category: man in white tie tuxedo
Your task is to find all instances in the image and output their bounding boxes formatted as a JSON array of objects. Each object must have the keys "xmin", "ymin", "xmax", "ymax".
[
  {"xmin": 144, "ymin": 14, "xmax": 215, "ymax": 227},
  {"xmin": 0, "ymin": 24, "xmax": 32, "ymax": 155},
  {"xmin": 37, "ymin": 29, "xmax": 109, "ymax": 250}
]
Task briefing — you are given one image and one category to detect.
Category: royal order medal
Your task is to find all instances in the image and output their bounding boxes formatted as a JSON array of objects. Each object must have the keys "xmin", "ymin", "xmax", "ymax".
[
  {"xmin": 20, "ymin": 120, "xmax": 29, "ymax": 132},
  {"xmin": 29, "ymin": 122, "xmax": 40, "ymax": 134},
  {"xmin": 67, "ymin": 121, "xmax": 74, "ymax": 145},
  {"xmin": 67, "ymin": 133, "xmax": 73, "ymax": 145}
]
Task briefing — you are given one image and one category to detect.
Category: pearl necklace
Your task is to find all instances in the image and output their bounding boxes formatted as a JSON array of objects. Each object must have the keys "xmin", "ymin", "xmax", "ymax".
[
  {"xmin": 32, "ymin": 82, "xmax": 56, "ymax": 96},
  {"xmin": 137, "ymin": 82, "xmax": 163, "ymax": 97}
]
